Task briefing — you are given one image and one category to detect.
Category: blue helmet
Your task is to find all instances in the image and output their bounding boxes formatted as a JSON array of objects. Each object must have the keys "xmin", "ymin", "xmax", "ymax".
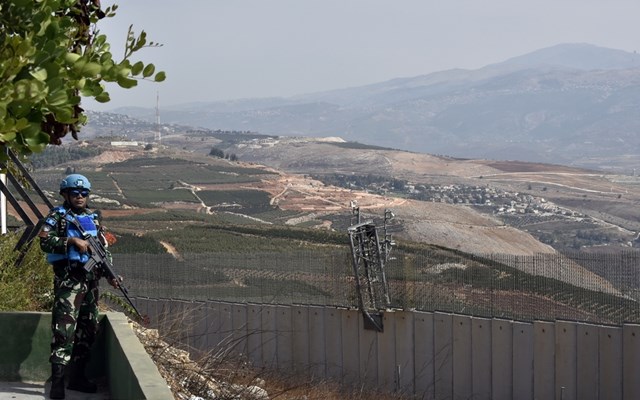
[{"xmin": 60, "ymin": 174, "xmax": 91, "ymax": 193}]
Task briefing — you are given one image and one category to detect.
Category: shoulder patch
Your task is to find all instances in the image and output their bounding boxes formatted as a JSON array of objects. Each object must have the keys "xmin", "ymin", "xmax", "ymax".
[{"xmin": 53, "ymin": 206, "xmax": 67, "ymax": 215}]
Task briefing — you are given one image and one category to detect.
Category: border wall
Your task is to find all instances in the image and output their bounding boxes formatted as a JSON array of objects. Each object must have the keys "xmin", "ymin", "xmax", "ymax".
[{"xmin": 132, "ymin": 298, "xmax": 640, "ymax": 400}]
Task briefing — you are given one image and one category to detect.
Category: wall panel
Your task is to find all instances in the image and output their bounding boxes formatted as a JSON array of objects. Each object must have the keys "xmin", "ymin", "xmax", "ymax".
[
  {"xmin": 308, "ymin": 306, "xmax": 326, "ymax": 379},
  {"xmin": 341, "ymin": 309, "xmax": 360, "ymax": 384},
  {"xmin": 492, "ymin": 319, "xmax": 513, "ymax": 400},
  {"xmin": 622, "ymin": 324, "xmax": 640, "ymax": 400},
  {"xmin": 434, "ymin": 312, "xmax": 453, "ymax": 400},
  {"xmin": 576, "ymin": 323, "xmax": 598, "ymax": 400},
  {"xmin": 471, "ymin": 317, "xmax": 492, "ymax": 400},
  {"xmin": 512, "ymin": 321, "xmax": 533, "ymax": 400},
  {"xmin": 533, "ymin": 321, "xmax": 555, "ymax": 400},
  {"xmin": 291, "ymin": 305, "xmax": 310, "ymax": 375},
  {"xmin": 452, "ymin": 315, "xmax": 472, "ymax": 400},
  {"xmin": 414, "ymin": 311, "xmax": 434, "ymax": 400},
  {"xmin": 599, "ymin": 325, "xmax": 622, "ymax": 400},
  {"xmin": 395, "ymin": 311, "xmax": 415, "ymax": 395}
]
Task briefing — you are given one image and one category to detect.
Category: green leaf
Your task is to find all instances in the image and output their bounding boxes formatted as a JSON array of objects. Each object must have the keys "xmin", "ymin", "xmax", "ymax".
[
  {"xmin": 25, "ymin": 131, "xmax": 50, "ymax": 152},
  {"xmin": 95, "ymin": 92, "xmax": 110, "ymax": 103},
  {"xmin": 0, "ymin": 131, "xmax": 17, "ymax": 142},
  {"xmin": 49, "ymin": 105, "xmax": 74, "ymax": 123},
  {"xmin": 72, "ymin": 58, "xmax": 87, "ymax": 75},
  {"xmin": 8, "ymin": 101, "xmax": 32, "ymax": 118},
  {"xmin": 131, "ymin": 61, "xmax": 144, "ymax": 76},
  {"xmin": 29, "ymin": 67, "xmax": 48, "ymax": 81},
  {"xmin": 64, "ymin": 52, "xmax": 82, "ymax": 65},
  {"xmin": 19, "ymin": 122, "xmax": 42, "ymax": 139},
  {"xmin": 47, "ymin": 89, "xmax": 68, "ymax": 106},
  {"xmin": 75, "ymin": 77, "xmax": 86, "ymax": 90},
  {"xmin": 116, "ymin": 76, "xmax": 138, "ymax": 89},
  {"xmin": 154, "ymin": 71, "xmax": 166, "ymax": 82},
  {"xmin": 100, "ymin": 51, "xmax": 113, "ymax": 64},
  {"xmin": 142, "ymin": 63, "xmax": 155, "ymax": 78},
  {"xmin": 81, "ymin": 62, "xmax": 102, "ymax": 77},
  {"xmin": 117, "ymin": 65, "xmax": 132, "ymax": 77}
]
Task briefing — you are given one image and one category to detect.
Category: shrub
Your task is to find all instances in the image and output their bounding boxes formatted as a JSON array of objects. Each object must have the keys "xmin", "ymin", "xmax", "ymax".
[{"xmin": 0, "ymin": 233, "xmax": 54, "ymax": 311}]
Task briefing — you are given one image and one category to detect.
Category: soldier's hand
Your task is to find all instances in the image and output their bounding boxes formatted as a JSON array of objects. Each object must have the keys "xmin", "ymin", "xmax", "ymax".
[
  {"xmin": 68, "ymin": 237, "xmax": 89, "ymax": 253},
  {"xmin": 109, "ymin": 275, "xmax": 123, "ymax": 288}
]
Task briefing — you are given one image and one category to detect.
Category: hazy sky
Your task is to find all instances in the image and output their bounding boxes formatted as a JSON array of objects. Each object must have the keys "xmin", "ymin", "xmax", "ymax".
[{"xmin": 86, "ymin": 0, "xmax": 640, "ymax": 111}]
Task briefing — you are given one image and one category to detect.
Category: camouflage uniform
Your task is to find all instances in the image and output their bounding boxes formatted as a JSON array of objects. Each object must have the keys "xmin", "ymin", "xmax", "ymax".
[{"xmin": 40, "ymin": 205, "xmax": 104, "ymax": 366}]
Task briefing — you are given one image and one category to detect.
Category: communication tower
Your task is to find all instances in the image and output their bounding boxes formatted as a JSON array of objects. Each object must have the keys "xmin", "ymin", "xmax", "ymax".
[
  {"xmin": 348, "ymin": 201, "xmax": 396, "ymax": 332},
  {"xmin": 155, "ymin": 91, "xmax": 161, "ymax": 143}
]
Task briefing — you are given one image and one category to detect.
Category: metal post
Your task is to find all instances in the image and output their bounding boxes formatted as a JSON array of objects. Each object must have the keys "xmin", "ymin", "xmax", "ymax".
[
  {"xmin": 1, "ymin": 172, "xmax": 6, "ymax": 234},
  {"xmin": 1, "ymin": 146, "xmax": 6, "ymax": 234}
]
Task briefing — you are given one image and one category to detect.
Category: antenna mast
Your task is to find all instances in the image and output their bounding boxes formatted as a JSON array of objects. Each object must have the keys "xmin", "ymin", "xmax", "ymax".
[{"xmin": 155, "ymin": 91, "xmax": 161, "ymax": 144}]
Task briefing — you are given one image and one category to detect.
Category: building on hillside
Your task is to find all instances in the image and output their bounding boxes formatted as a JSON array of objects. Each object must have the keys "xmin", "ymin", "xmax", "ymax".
[{"xmin": 110, "ymin": 141, "xmax": 140, "ymax": 147}]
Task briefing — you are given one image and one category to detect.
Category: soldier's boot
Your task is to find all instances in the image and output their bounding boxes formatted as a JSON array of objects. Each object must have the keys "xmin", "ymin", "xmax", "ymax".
[
  {"xmin": 66, "ymin": 358, "xmax": 97, "ymax": 393},
  {"xmin": 49, "ymin": 363, "xmax": 66, "ymax": 399}
]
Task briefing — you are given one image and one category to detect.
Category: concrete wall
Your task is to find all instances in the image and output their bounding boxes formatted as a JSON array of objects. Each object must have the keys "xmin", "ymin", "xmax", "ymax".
[
  {"xmin": 0, "ymin": 312, "xmax": 173, "ymax": 400},
  {"xmin": 0, "ymin": 312, "xmax": 52, "ymax": 382},
  {"xmin": 104, "ymin": 311, "xmax": 174, "ymax": 400},
  {"xmin": 135, "ymin": 298, "xmax": 640, "ymax": 400}
]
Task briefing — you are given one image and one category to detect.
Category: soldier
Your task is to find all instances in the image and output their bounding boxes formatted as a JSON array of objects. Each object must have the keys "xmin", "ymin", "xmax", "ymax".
[{"xmin": 39, "ymin": 174, "xmax": 118, "ymax": 399}]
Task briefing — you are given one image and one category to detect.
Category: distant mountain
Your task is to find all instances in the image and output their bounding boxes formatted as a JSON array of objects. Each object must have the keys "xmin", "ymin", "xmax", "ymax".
[{"xmin": 105, "ymin": 43, "xmax": 640, "ymax": 170}]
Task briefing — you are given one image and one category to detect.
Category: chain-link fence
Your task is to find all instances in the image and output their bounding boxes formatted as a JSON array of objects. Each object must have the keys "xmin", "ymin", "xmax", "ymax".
[{"xmin": 112, "ymin": 249, "xmax": 640, "ymax": 325}]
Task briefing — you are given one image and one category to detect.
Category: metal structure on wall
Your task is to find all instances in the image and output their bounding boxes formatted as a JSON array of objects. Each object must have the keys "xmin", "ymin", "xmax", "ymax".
[
  {"xmin": 0, "ymin": 150, "xmax": 53, "ymax": 265},
  {"xmin": 347, "ymin": 201, "xmax": 396, "ymax": 332}
]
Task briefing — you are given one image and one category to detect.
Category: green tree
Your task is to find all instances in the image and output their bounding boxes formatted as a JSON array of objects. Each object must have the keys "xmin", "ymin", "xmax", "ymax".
[
  {"xmin": 209, "ymin": 147, "xmax": 224, "ymax": 158},
  {"xmin": 0, "ymin": 0, "xmax": 165, "ymax": 159}
]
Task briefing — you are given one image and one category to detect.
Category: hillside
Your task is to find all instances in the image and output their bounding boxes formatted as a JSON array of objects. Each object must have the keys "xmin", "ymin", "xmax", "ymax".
[
  {"xmin": 211, "ymin": 135, "xmax": 640, "ymax": 252},
  {"xmin": 27, "ymin": 142, "xmax": 551, "ymax": 256}
]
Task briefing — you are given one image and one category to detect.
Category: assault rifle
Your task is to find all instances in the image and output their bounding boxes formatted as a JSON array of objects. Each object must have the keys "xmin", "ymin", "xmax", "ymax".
[
  {"xmin": 63, "ymin": 211, "xmax": 146, "ymax": 323},
  {"xmin": 80, "ymin": 232, "xmax": 146, "ymax": 322}
]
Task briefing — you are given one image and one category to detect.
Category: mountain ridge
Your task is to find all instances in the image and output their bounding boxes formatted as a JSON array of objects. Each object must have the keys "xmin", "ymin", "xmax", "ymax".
[{"xmin": 104, "ymin": 43, "xmax": 640, "ymax": 170}]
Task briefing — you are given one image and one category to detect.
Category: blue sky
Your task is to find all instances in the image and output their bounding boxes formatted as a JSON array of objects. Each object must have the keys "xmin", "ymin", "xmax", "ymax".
[{"xmin": 87, "ymin": 0, "xmax": 640, "ymax": 111}]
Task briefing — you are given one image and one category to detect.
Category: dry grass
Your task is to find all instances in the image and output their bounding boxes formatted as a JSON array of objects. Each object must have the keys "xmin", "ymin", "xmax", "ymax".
[{"xmin": 129, "ymin": 311, "xmax": 412, "ymax": 400}]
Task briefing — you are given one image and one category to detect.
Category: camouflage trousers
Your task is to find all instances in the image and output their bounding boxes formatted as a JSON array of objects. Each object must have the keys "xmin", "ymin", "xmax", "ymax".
[{"xmin": 50, "ymin": 261, "xmax": 100, "ymax": 366}]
